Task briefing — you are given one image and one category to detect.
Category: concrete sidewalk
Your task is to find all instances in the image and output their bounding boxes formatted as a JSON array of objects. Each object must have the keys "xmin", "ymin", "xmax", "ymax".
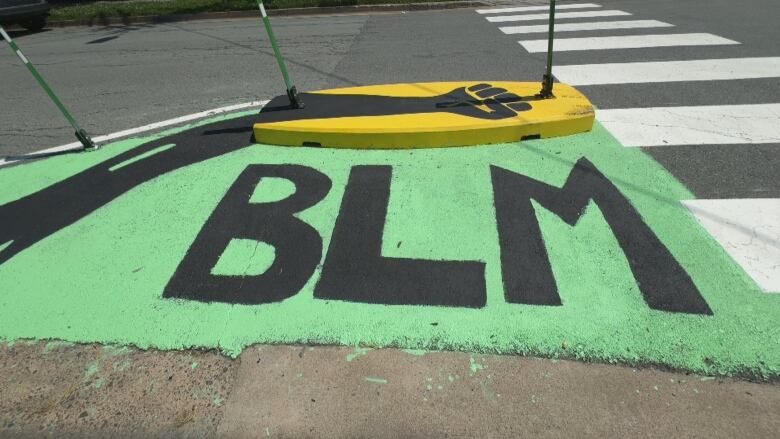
[{"xmin": 1, "ymin": 342, "xmax": 778, "ymax": 438}]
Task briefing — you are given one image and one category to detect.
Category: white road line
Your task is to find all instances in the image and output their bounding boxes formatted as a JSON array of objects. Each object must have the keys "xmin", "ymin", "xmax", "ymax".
[
  {"xmin": 500, "ymin": 19, "xmax": 673, "ymax": 35},
  {"xmin": 519, "ymin": 33, "xmax": 739, "ymax": 52},
  {"xmin": 486, "ymin": 9, "xmax": 630, "ymax": 23},
  {"xmin": 477, "ymin": 3, "xmax": 601, "ymax": 14},
  {"xmin": 682, "ymin": 198, "xmax": 780, "ymax": 293},
  {"xmin": 555, "ymin": 57, "xmax": 780, "ymax": 85},
  {"xmin": 0, "ymin": 100, "xmax": 269, "ymax": 167},
  {"xmin": 596, "ymin": 104, "xmax": 780, "ymax": 147}
]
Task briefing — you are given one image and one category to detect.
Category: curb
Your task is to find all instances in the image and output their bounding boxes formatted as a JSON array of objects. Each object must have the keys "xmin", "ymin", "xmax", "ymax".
[{"xmin": 45, "ymin": 1, "xmax": 489, "ymax": 28}]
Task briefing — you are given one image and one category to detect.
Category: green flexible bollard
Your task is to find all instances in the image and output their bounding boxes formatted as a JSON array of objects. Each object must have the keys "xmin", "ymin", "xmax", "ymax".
[
  {"xmin": 539, "ymin": 0, "xmax": 557, "ymax": 99},
  {"xmin": 256, "ymin": 0, "xmax": 304, "ymax": 109},
  {"xmin": 1, "ymin": 25, "xmax": 97, "ymax": 150}
]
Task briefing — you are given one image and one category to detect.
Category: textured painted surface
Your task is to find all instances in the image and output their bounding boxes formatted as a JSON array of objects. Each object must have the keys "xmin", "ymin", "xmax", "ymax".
[{"xmin": 0, "ymin": 111, "xmax": 778, "ymax": 378}]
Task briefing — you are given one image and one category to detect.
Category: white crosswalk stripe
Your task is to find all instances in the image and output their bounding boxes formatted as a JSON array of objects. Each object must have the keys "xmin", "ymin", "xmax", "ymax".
[
  {"xmin": 682, "ymin": 199, "xmax": 780, "ymax": 293},
  {"xmin": 477, "ymin": 3, "xmax": 780, "ymax": 293},
  {"xmin": 486, "ymin": 10, "xmax": 631, "ymax": 23},
  {"xmin": 477, "ymin": 3, "xmax": 601, "ymax": 14},
  {"xmin": 554, "ymin": 57, "xmax": 780, "ymax": 85},
  {"xmin": 596, "ymin": 104, "xmax": 780, "ymax": 147},
  {"xmin": 519, "ymin": 33, "xmax": 739, "ymax": 52},
  {"xmin": 500, "ymin": 19, "xmax": 673, "ymax": 35}
]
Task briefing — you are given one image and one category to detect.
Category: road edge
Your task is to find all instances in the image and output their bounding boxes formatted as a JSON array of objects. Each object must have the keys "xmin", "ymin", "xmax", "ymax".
[{"xmin": 45, "ymin": 1, "xmax": 489, "ymax": 28}]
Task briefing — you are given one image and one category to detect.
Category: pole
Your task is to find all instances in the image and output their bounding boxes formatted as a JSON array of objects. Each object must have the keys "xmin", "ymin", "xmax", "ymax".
[
  {"xmin": 0, "ymin": 25, "xmax": 97, "ymax": 150},
  {"xmin": 539, "ymin": 0, "xmax": 556, "ymax": 98},
  {"xmin": 256, "ymin": 0, "xmax": 304, "ymax": 109}
]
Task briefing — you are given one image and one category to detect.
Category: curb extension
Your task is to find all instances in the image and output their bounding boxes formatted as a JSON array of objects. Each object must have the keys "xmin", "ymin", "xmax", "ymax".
[{"xmin": 45, "ymin": 1, "xmax": 489, "ymax": 28}]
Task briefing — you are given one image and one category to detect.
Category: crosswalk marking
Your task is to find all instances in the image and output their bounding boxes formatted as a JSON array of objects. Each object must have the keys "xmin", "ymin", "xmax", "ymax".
[
  {"xmin": 682, "ymin": 198, "xmax": 780, "ymax": 293},
  {"xmin": 500, "ymin": 19, "xmax": 673, "ymax": 35},
  {"xmin": 555, "ymin": 57, "xmax": 780, "ymax": 85},
  {"xmin": 477, "ymin": 5, "xmax": 779, "ymax": 290},
  {"xmin": 519, "ymin": 33, "xmax": 739, "ymax": 52},
  {"xmin": 596, "ymin": 104, "xmax": 780, "ymax": 147},
  {"xmin": 477, "ymin": 3, "xmax": 601, "ymax": 14},
  {"xmin": 486, "ymin": 10, "xmax": 631, "ymax": 23}
]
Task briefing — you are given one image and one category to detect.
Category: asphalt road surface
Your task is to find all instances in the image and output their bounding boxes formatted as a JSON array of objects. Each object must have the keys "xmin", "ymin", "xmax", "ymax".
[{"xmin": 2, "ymin": 0, "xmax": 779, "ymax": 200}]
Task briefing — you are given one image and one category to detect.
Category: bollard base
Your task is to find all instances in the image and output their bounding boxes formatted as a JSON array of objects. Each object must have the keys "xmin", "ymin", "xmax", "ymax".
[{"xmin": 75, "ymin": 129, "xmax": 98, "ymax": 150}]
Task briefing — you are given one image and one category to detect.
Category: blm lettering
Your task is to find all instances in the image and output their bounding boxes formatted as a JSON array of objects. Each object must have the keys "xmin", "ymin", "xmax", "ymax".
[{"xmin": 491, "ymin": 158, "xmax": 712, "ymax": 315}]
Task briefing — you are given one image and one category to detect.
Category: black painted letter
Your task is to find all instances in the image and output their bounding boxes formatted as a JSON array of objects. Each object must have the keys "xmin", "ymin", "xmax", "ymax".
[
  {"xmin": 164, "ymin": 165, "xmax": 331, "ymax": 304},
  {"xmin": 315, "ymin": 165, "xmax": 486, "ymax": 307},
  {"xmin": 491, "ymin": 158, "xmax": 711, "ymax": 314}
]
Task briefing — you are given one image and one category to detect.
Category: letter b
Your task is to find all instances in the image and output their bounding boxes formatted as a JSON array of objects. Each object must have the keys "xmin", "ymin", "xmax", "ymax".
[{"xmin": 163, "ymin": 165, "xmax": 331, "ymax": 304}]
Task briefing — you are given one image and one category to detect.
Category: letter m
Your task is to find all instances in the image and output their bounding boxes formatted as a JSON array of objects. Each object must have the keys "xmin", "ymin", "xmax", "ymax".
[{"xmin": 491, "ymin": 157, "xmax": 711, "ymax": 315}]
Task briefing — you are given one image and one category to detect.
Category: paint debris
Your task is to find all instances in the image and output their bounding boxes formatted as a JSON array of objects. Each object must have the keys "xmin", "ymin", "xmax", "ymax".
[
  {"xmin": 43, "ymin": 340, "xmax": 74, "ymax": 354},
  {"xmin": 478, "ymin": 379, "xmax": 497, "ymax": 401},
  {"xmin": 469, "ymin": 356, "xmax": 486, "ymax": 375},
  {"xmin": 402, "ymin": 349, "xmax": 428, "ymax": 357},
  {"xmin": 346, "ymin": 347, "xmax": 371, "ymax": 362},
  {"xmin": 84, "ymin": 361, "xmax": 100, "ymax": 380},
  {"xmin": 102, "ymin": 345, "xmax": 131, "ymax": 357},
  {"xmin": 115, "ymin": 359, "xmax": 132, "ymax": 372}
]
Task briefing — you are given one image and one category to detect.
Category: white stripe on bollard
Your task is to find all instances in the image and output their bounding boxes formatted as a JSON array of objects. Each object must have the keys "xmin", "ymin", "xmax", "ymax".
[
  {"xmin": 0, "ymin": 26, "xmax": 11, "ymax": 42},
  {"xmin": 15, "ymin": 50, "xmax": 29, "ymax": 64},
  {"xmin": 259, "ymin": 2, "xmax": 267, "ymax": 17}
]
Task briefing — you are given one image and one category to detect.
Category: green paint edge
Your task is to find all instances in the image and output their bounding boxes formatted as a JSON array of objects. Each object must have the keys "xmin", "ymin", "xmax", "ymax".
[{"xmin": 0, "ymin": 111, "xmax": 778, "ymax": 379}]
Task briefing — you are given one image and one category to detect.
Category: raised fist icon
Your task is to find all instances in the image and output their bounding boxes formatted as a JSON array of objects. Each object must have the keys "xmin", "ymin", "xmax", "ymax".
[{"xmin": 436, "ymin": 83, "xmax": 533, "ymax": 120}]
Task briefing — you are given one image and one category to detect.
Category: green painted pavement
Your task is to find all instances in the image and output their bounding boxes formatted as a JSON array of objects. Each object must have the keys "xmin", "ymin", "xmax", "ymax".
[{"xmin": 0, "ymin": 112, "xmax": 778, "ymax": 379}]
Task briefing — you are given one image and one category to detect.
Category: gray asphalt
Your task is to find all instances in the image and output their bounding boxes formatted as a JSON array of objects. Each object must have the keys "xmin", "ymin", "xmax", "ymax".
[
  {"xmin": 1, "ymin": 0, "xmax": 778, "ymax": 198},
  {"xmin": 550, "ymin": 0, "xmax": 780, "ymax": 198},
  {"xmin": 0, "ymin": 7, "xmax": 544, "ymax": 157},
  {"xmin": 0, "ymin": 15, "xmax": 369, "ymax": 156}
]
